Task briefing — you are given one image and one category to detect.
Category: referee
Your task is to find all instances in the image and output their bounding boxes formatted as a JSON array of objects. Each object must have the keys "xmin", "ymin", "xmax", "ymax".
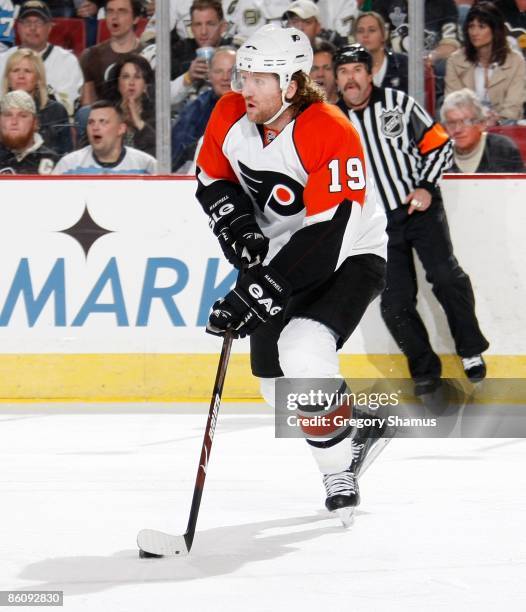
[{"xmin": 334, "ymin": 44, "xmax": 489, "ymax": 395}]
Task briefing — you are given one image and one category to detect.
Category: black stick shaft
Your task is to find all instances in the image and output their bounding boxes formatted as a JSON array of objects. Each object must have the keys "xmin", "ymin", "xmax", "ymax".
[{"xmin": 183, "ymin": 331, "xmax": 233, "ymax": 551}]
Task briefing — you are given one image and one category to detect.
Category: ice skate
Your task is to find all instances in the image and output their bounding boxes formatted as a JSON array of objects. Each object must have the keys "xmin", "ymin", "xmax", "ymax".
[{"xmin": 323, "ymin": 469, "xmax": 359, "ymax": 527}]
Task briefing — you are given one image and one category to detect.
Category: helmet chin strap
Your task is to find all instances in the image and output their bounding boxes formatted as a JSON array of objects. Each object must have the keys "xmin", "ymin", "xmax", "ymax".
[
  {"xmin": 263, "ymin": 81, "xmax": 293, "ymax": 126},
  {"xmin": 264, "ymin": 101, "xmax": 292, "ymax": 125}
]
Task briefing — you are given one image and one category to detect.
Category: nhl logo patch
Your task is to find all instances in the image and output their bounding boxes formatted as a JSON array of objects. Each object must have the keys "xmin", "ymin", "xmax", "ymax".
[{"xmin": 380, "ymin": 108, "xmax": 404, "ymax": 138}]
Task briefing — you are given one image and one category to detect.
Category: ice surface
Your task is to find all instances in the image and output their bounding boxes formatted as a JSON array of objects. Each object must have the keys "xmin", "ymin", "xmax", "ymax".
[{"xmin": 0, "ymin": 403, "xmax": 524, "ymax": 612}]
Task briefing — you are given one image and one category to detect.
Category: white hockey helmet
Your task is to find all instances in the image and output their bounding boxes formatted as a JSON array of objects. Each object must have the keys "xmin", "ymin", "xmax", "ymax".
[{"xmin": 232, "ymin": 24, "xmax": 313, "ymax": 123}]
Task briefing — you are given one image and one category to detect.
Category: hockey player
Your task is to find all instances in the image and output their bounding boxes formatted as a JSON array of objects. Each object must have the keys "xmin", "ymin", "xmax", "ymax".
[{"xmin": 195, "ymin": 24, "xmax": 388, "ymax": 523}]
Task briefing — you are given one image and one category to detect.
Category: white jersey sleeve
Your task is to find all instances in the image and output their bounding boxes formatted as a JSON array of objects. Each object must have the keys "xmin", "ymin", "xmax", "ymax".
[
  {"xmin": 45, "ymin": 46, "xmax": 84, "ymax": 117},
  {"xmin": 225, "ymin": 0, "xmax": 290, "ymax": 44},
  {"xmin": 317, "ymin": 0, "xmax": 358, "ymax": 38}
]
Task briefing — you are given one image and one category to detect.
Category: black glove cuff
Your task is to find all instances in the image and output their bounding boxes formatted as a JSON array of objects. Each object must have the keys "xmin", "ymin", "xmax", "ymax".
[
  {"xmin": 257, "ymin": 266, "xmax": 291, "ymax": 301},
  {"xmin": 230, "ymin": 212, "xmax": 259, "ymax": 235},
  {"xmin": 201, "ymin": 183, "xmax": 253, "ymax": 228},
  {"xmin": 237, "ymin": 265, "xmax": 291, "ymax": 320}
]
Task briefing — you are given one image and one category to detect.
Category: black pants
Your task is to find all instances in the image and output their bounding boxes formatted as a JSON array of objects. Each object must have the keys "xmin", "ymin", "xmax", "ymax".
[
  {"xmin": 251, "ymin": 254, "xmax": 386, "ymax": 378},
  {"xmin": 380, "ymin": 193, "xmax": 489, "ymax": 381}
]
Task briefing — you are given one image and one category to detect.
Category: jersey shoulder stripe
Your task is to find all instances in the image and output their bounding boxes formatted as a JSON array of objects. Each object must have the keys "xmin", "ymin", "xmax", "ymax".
[
  {"xmin": 293, "ymin": 102, "xmax": 367, "ymax": 214},
  {"xmin": 293, "ymin": 102, "xmax": 360, "ymax": 170},
  {"xmin": 418, "ymin": 122, "xmax": 450, "ymax": 155}
]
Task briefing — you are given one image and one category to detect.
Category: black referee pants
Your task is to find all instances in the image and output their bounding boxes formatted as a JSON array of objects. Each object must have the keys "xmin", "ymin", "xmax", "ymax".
[{"xmin": 380, "ymin": 192, "xmax": 489, "ymax": 381}]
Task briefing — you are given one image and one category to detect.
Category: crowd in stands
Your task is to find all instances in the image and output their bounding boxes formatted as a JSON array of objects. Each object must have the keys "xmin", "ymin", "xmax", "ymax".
[{"xmin": 0, "ymin": 0, "xmax": 525, "ymax": 175}]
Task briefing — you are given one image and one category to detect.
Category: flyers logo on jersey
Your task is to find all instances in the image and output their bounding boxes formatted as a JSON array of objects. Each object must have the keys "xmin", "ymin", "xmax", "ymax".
[{"xmin": 238, "ymin": 161, "xmax": 304, "ymax": 217}]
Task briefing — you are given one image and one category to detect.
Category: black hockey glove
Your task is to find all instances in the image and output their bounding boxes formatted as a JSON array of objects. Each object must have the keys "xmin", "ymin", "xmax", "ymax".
[
  {"xmin": 206, "ymin": 266, "xmax": 291, "ymax": 338},
  {"xmin": 205, "ymin": 190, "xmax": 268, "ymax": 269},
  {"xmin": 230, "ymin": 213, "xmax": 269, "ymax": 269}
]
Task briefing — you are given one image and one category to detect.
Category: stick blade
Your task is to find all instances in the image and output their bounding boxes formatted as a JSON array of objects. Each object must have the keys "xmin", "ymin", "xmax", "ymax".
[{"xmin": 137, "ymin": 529, "xmax": 189, "ymax": 557}]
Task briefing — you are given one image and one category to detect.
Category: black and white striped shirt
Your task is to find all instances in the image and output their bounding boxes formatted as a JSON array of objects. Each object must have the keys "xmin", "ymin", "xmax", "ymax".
[{"xmin": 337, "ymin": 87, "xmax": 453, "ymax": 213}]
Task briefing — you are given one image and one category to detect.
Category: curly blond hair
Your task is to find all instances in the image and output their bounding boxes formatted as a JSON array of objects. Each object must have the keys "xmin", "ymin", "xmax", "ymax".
[{"xmin": 286, "ymin": 71, "xmax": 326, "ymax": 115}]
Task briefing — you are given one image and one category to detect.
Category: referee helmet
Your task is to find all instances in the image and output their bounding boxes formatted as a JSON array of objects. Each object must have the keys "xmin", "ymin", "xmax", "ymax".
[{"xmin": 333, "ymin": 44, "xmax": 373, "ymax": 74}]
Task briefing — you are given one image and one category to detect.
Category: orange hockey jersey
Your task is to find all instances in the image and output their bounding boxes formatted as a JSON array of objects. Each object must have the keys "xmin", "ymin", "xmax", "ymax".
[{"xmin": 196, "ymin": 92, "xmax": 387, "ymax": 290}]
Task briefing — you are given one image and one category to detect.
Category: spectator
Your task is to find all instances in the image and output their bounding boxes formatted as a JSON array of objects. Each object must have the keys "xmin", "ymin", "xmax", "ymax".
[
  {"xmin": 334, "ymin": 44, "xmax": 489, "ymax": 395},
  {"xmin": 497, "ymin": 0, "xmax": 526, "ymax": 58},
  {"xmin": 53, "ymin": 100, "xmax": 157, "ymax": 174},
  {"xmin": 282, "ymin": 0, "xmax": 347, "ymax": 48},
  {"xmin": 226, "ymin": 1, "xmax": 291, "ymax": 45},
  {"xmin": 310, "ymin": 39, "xmax": 338, "ymax": 103},
  {"xmin": 446, "ymin": 1, "xmax": 526, "ymax": 124},
  {"xmin": 0, "ymin": 0, "xmax": 15, "ymax": 52},
  {"xmin": 171, "ymin": 46, "xmax": 235, "ymax": 172},
  {"xmin": 103, "ymin": 54, "xmax": 155, "ymax": 156},
  {"xmin": 79, "ymin": 0, "xmax": 145, "ymax": 105},
  {"xmin": 0, "ymin": 89, "xmax": 58, "ymax": 174},
  {"xmin": 372, "ymin": 0, "xmax": 461, "ymax": 107},
  {"xmin": 139, "ymin": 1, "xmax": 191, "ymax": 74},
  {"xmin": 1, "ymin": 48, "xmax": 72, "ymax": 154},
  {"xmin": 0, "ymin": 1, "xmax": 84, "ymax": 116},
  {"xmin": 371, "ymin": 0, "xmax": 460, "ymax": 57},
  {"xmin": 442, "ymin": 87, "xmax": 525, "ymax": 171},
  {"xmin": 353, "ymin": 11, "xmax": 408, "ymax": 92},
  {"xmin": 317, "ymin": 0, "xmax": 360, "ymax": 42},
  {"xmin": 141, "ymin": 0, "xmax": 189, "ymax": 42},
  {"xmin": 169, "ymin": 0, "xmax": 230, "ymax": 109},
  {"xmin": 142, "ymin": 0, "xmax": 357, "ymax": 52}
]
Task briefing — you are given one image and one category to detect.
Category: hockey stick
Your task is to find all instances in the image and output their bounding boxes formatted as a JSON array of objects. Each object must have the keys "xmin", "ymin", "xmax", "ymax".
[{"xmin": 137, "ymin": 330, "xmax": 234, "ymax": 557}]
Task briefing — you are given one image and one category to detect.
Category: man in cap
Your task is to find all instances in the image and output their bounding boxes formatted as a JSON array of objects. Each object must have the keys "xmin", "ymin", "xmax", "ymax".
[
  {"xmin": 282, "ymin": 0, "xmax": 351, "ymax": 47},
  {"xmin": 0, "ymin": 90, "xmax": 58, "ymax": 174},
  {"xmin": 0, "ymin": 1, "xmax": 84, "ymax": 116},
  {"xmin": 334, "ymin": 44, "xmax": 489, "ymax": 394}
]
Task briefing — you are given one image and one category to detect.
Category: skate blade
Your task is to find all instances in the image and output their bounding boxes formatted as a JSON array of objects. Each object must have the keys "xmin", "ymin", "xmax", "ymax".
[
  {"xmin": 336, "ymin": 507, "xmax": 355, "ymax": 528},
  {"xmin": 137, "ymin": 529, "xmax": 189, "ymax": 557},
  {"xmin": 357, "ymin": 437, "xmax": 392, "ymax": 477}
]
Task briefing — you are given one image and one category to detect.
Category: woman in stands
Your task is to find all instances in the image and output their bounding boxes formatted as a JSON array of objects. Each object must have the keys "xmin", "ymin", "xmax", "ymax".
[
  {"xmin": 1, "ymin": 48, "xmax": 72, "ymax": 154},
  {"xmin": 446, "ymin": 1, "xmax": 526, "ymax": 125},
  {"xmin": 103, "ymin": 54, "xmax": 155, "ymax": 157},
  {"xmin": 352, "ymin": 11, "xmax": 409, "ymax": 93}
]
